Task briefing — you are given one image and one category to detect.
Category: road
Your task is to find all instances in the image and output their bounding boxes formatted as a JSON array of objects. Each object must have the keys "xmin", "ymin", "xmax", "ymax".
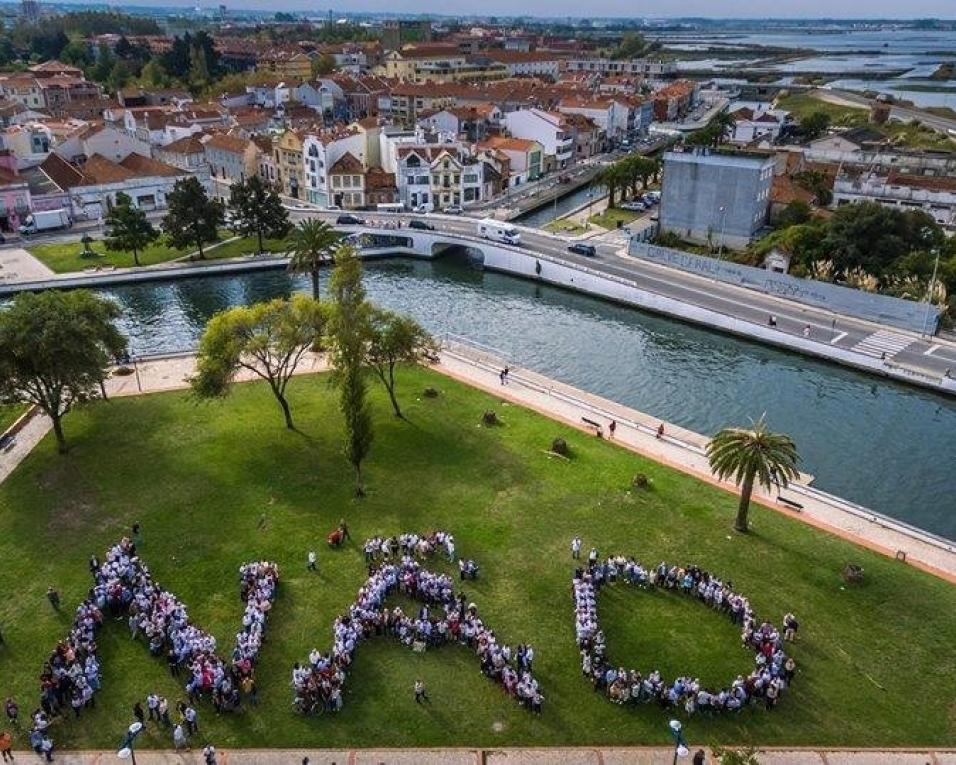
[
  {"xmin": 814, "ymin": 88, "xmax": 956, "ymax": 136},
  {"xmin": 297, "ymin": 209, "xmax": 956, "ymax": 385}
]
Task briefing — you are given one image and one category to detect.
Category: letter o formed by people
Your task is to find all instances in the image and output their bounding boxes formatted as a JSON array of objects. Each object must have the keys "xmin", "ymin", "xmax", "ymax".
[{"xmin": 572, "ymin": 551, "xmax": 797, "ymax": 713}]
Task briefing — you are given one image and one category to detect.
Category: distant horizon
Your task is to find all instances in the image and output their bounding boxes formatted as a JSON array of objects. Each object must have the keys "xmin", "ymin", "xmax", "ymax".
[{"xmin": 26, "ymin": 0, "xmax": 956, "ymax": 22}]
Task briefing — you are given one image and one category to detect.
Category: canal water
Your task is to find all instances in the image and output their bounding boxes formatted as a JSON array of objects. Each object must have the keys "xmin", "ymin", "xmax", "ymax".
[
  {"xmin": 100, "ymin": 256, "xmax": 956, "ymax": 541},
  {"xmin": 515, "ymin": 183, "xmax": 604, "ymax": 228}
]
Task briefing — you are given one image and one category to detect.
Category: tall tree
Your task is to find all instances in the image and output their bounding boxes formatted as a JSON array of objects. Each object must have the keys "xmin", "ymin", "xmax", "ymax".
[
  {"xmin": 191, "ymin": 295, "xmax": 327, "ymax": 430},
  {"xmin": 706, "ymin": 415, "xmax": 800, "ymax": 533},
  {"xmin": 328, "ymin": 245, "xmax": 373, "ymax": 496},
  {"xmin": 162, "ymin": 177, "xmax": 223, "ymax": 260},
  {"xmin": 228, "ymin": 176, "xmax": 290, "ymax": 255},
  {"xmin": 287, "ymin": 219, "xmax": 340, "ymax": 299},
  {"xmin": 365, "ymin": 308, "xmax": 436, "ymax": 419},
  {"xmin": 103, "ymin": 192, "xmax": 158, "ymax": 267},
  {"xmin": 0, "ymin": 291, "xmax": 127, "ymax": 453}
]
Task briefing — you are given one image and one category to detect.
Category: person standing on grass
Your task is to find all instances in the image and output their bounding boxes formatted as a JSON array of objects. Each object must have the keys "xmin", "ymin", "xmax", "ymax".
[
  {"xmin": 4, "ymin": 699, "xmax": 16, "ymax": 729},
  {"xmin": 571, "ymin": 536, "xmax": 582, "ymax": 559},
  {"xmin": 146, "ymin": 693, "xmax": 159, "ymax": 722},
  {"xmin": 173, "ymin": 723, "xmax": 188, "ymax": 751},
  {"xmin": 307, "ymin": 550, "xmax": 317, "ymax": 572},
  {"xmin": 133, "ymin": 701, "xmax": 145, "ymax": 727},
  {"xmin": 39, "ymin": 734, "xmax": 53, "ymax": 762},
  {"xmin": 158, "ymin": 697, "xmax": 171, "ymax": 728},
  {"xmin": 46, "ymin": 587, "xmax": 60, "ymax": 611},
  {"xmin": 414, "ymin": 680, "xmax": 429, "ymax": 704},
  {"xmin": 339, "ymin": 519, "xmax": 351, "ymax": 542},
  {"xmin": 183, "ymin": 704, "xmax": 197, "ymax": 735},
  {"xmin": 0, "ymin": 729, "xmax": 13, "ymax": 762}
]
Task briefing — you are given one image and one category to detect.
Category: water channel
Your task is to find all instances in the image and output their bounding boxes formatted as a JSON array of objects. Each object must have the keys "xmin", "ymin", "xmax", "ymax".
[{"xmin": 100, "ymin": 255, "xmax": 956, "ymax": 541}]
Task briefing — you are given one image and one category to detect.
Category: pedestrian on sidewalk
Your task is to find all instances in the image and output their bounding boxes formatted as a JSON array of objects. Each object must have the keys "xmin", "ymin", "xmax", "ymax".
[
  {"xmin": 46, "ymin": 586, "xmax": 60, "ymax": 611},
  {"xmin": 656, "ymin": 423, "xmax": 665, "ymax": 439},
  {"xmin": 414, "ymin": 680, "xmax": 429, "ymax": 704},
  {"xmin": 768, "ymin": 314, "xmax": 777, "ymax": 327},
  {"xmin": 202, "ymin": 744, "xmax": 217, "ymax": 764},
  {"xmin": 692, "ymin": 750, "xmax": 706, "ymax": 765},
  {"xmin": 803, "ymin": 324, "xmax": 811, "ymax": 338},
  {"xmin": 173, "ymin": 723, "xmax": 188, "ymax": 751},
  {"xmin": 608, "ymin": 419, "xmax": 616, "ymax": 439},
  {"xmin": 0, "ymin": 729, "xmax": 13, "ymax": 762},
  {"xmin": 39, "ymin": 734, "xmax": 53, "ymax": 762},
  {"xmin": 307, "ymin": 550, "xmax": 317, "ymax": 571},
  {"xmin": 499, "ymin": 367, "xmax": 510, "ymax": 385}
]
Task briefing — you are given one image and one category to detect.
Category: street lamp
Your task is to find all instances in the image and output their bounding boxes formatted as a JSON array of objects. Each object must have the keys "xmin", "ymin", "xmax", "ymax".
[
  {"xmin": 585, "ymin": 191, "xmax": 594, "ymax": 230},
  {"xmin": 713, "ymin": 204, "xmax": 728, "ymax": 282},
  {"xmin": 668, "ymin": 719, "xmax": 690, "ymax": 765},
  {"xmin": 117, "ymin": 721, "xmax": 143, "ymax": 765},
  {"xmin": 922, "ymin": 247, "xmax": 942, "ymax": 338}
]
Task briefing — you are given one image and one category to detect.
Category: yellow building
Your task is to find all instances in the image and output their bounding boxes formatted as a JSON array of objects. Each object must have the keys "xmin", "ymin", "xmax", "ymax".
[
  {"xmin": 380, "ymin": 47, "xmax": 507, "ymax": 84},
  {"xmin": 274, "ymin": 129, "xmax": 305, "ymax": 199},
  {"xmin": 257, "ymin": 50, "xmax": 314, "ymax": 81}
]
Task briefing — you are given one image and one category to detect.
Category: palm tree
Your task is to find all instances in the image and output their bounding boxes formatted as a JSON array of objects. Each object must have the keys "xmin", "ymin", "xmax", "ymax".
[
  {"xmin": 706, "ymin": 415, "xmax": 800, "ymax": 533},
  {"xmin": 287, "ymin": 219, "xmax": 340, "ymax": 299}
]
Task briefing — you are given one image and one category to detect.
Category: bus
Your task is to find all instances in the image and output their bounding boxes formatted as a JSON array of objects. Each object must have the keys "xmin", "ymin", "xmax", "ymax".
[
  {"xmin": 476, "ymin": 218, "xmax": 521, "ymax": 246},
  {"xmin": 376, "ymin": 203, "xmax": 405, "ymax": 213}
]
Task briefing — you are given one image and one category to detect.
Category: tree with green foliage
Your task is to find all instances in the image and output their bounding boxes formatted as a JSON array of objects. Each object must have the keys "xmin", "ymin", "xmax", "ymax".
[
  {"xmin": 191, "ymin": 295, "xmax": 327, "ymax": 430},
  {"xmin": 0, "ymin": 290, "xmax": 126, "ymax": 453},
  {"xmin": 311, "ymin": 53, "xmax": 336, "ymax": 78},
  {"xmin": 103, "ymin": 192, "xmax": 158, "ymax": 267},
  {"xmin": 287, "ymin": 219, "xmax": 340, "ymax": 299},
  {"xmin": 611, "ymin": 32, "xmax": 660, "ymax": 60},
  {"xmin": 89, "ymin": 43, "xmax": 116, "ymax": 84},
  {"xmin": 365, "ymin": 308, "xmax": 436, "ymax": 419},
  {"xmin": 140, "ymin": 56, "xmax": 170, "ymax": 87},
  {"xmin": 707, "ymin": 415, "xmax": 800, "ymax": 533},
  {"xmin": 108, "ymin": 59, "xmax": 132, "ymax": 92},
  {"xmin": 162, "ymin": 177, "xmax": 224, "ymax": 260},
  {"xmin": 60, "ymin": 39, "xmax": 94, "ymax": 68},
  {"xmin": 228, "ymin": 176, "xmax": 290, "ymax": 255},
  {"xmin": 328, "ymin": 245, "xmax": 373, "ymax": 496},
  {"xmin": 801, "ymin": 110, "xmax": 831, "ymax": 140},
  {"xmin": 775, "ymin": 200, "xmax": 812, "ymax": 228}
]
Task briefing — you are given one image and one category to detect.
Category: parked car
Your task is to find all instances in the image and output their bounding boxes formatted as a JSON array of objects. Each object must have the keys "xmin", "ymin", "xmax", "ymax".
[
  {"xmin": 641, "ymin": 194, "xmax": 657, "ymax": 206},
  {"xmin": 336, "ymin": 214, "xmax": 365, "ymax": 225},
  {"xmin": 408, "ymin": 219, "xmax": 435, "ymax": 231},
  {"xmin": 568, "ymin": 242, "xmax": 597, "ymax": 257},
  {"xmin": 413, "ymin": 203, "xmax": 434, "ymax": 214},
  {"xmin": 620, "ymin": 201, "xmax": 646, "ymax": 212},
  {"xmin": 443, "ymin": 205, "xmax": 463, "ymax": 215}
]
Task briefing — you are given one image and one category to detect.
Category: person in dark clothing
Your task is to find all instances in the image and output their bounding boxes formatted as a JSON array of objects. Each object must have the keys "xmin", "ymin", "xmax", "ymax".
[{"xmin": 46, "ymin": 587, "xmax": 60, "ymax": 610}]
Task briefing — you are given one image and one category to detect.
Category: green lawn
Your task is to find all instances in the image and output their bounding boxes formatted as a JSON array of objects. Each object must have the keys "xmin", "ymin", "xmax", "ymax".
[
  {"xmin": 0, "ymin": 367, "xmax": 954, "ymax": 750},
  {"xmin": 543, "ymin": 218, "xmax": 586, "ymax": 235},
  {"xmin": 777, "ymin": 92, "xmax": 956, "ymax": 153},
  {"xmin": 589, "ymin": 207, "xmax": 642, "ymax": 230},
  {"xmin": 0, "ymin": 403, "xmax": 28, "ymax": 433},
  {"xmin": 27, "ymin": 231, "xmax": 289, "ymax": 274}
]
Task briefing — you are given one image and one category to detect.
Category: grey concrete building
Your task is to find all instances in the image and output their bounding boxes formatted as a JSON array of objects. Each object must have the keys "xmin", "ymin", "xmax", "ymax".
[{"xmin": 659, "ymin": 149, "xmax": 774, "ymax": 249}]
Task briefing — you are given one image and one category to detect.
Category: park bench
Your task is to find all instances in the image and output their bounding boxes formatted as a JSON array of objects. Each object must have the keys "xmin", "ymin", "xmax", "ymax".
[
  {"xmin": 777, "ymin": 495, "xmax": 803, "ymax": 511},
  {"xmin": 0, "ymin": 434, "xmax": 16, "ymax": 454},
  {"xmin": 581, "ymin": 416, "xmax": 604, "ymax": 438}
]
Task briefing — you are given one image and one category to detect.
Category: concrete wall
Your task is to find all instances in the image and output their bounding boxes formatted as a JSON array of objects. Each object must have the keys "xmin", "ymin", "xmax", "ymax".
[{"xmin": 629, "ymin": 241, "xmax": 938, "ymax": 334}]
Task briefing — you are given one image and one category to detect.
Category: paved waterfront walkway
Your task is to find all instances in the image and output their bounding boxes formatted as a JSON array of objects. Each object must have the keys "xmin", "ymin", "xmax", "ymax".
[
  {"xmin": 3, "ymin": 347, "xmax": 954, "ymax": 583},
  {"xmin": 3, "ymin": 746, "xmax": 955, "ymax": 764},
  {"xmin": 0, "ymin": 246, "xmax": 55, "ymax": 283}
]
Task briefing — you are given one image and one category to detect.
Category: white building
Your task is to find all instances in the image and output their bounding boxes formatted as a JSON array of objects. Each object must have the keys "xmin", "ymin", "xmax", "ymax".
[
  {"xmin": 503, "ymin": 108, "xmax": 574, "ymax": 172},
  {"xmin": 302, "ymin": 127, "xmax": 368, "ymax": 207},
  {"xmin": 833, "ymin": 171, "xmax": 956, "ymax": 229}
]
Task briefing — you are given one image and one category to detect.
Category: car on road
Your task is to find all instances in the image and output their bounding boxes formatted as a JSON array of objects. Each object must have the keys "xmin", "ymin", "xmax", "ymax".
[
  {"xmin": 336, "ymin": 214, "xmax": 366, "ymax": 225},
  {"xmin": 620, "ymin": 201, "xmax": 646, "ymax": 212},
  {"xmin": 568, "ymin": 242, "xmax": 597, "ymax": 257},
  {"xmin": 408, "ymin": 219, "xmax": 435, "ymax": 231},
  {"xmin": 443, "ymin": 205, "xmax": 463, "ymax": 215}
]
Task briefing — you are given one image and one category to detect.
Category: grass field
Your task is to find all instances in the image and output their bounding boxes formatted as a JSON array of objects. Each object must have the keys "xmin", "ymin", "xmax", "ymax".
[
  {"xmin": 0, "ymin": 367, "xmax": 954, "ymax": 750},
  {"xmin": 589, "ymin": 208, "xmax": 642, "ymax": 230},
  {"xmin": 776, "ymin": 92, "xmax": 956, "ymax": 153},
  {"xmin": 0, "ymin": 403, "xmax": 27, "ymax": 433},
  {"xmin": 27, "ymin": 231, "xmax": 290, "ymax": 274}
]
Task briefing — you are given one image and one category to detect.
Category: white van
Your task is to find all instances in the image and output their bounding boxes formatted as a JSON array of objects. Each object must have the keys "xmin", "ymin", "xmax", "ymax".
[
  {"xmin": 476, "ymin": 218, "xmax": 521, "ymax": 246},
  {"xmin": 376, "ymin": 202, "xmax": 405, "ymax": 213}
]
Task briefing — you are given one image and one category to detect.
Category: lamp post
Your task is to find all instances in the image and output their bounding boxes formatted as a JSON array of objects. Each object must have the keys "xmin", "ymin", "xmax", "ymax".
[
  {"xmin": 668, "ymin": 719, "xmax": 690, "ymax": 765},
  {"xmin": 713, "ymin": 204, "xmax": 727, "ymax": 282},
  {"xmin": 117, "ymin": 721, "xmax": 143, "ymax": 765},
  {"xmin": 922, "ymin": 246, "xmax": 941, "ymax": 338},
  {"xmin": 585, "ymin": 190, "xmax": 594, "ymax": 230}
]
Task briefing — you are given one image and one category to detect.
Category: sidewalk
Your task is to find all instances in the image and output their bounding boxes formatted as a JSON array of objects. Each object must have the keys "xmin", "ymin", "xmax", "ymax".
[
  {"xmin": 5, "ymin": 746, "xmax": 956, "ymax": 764},
  {"xmin": 2, "ymin": 348, "xmax": 954, "ymax": 584}
]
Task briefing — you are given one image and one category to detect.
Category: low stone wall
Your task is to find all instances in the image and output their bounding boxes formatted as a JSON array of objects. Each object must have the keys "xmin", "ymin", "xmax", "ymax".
[{"xmin": 629, "ymin": 241, "xmax": 938, "ymax": 334}]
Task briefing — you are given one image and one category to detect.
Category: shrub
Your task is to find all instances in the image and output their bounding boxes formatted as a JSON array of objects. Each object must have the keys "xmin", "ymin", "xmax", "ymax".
[
  {"xmin": 632, "ymin": 473, "xmax": 650, "ymax": 489},
  {"xmin": 482, "ymin": 410, "xmax": 499, "ymax": 426},
  {"xmin": 551, "ymin": 437, "xmax": 570, "ymax": 456},
  {"xmin": 423, "ymin": 387, "xmax": 439, "ymax": 398},
  {"xmin": 842, "ymin": 563, "xmax": 865, "ymax": 584}
]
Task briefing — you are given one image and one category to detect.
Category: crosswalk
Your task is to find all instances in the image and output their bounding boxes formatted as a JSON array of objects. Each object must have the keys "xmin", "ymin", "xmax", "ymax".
[{"xmin": 851, "ymin": 330, "xmax": 915, "ymax": 359}]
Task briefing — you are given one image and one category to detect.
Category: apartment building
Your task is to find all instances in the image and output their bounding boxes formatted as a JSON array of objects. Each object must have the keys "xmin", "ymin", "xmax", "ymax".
[
  {"xmin": 504, "ymin": 108, "xmax": 574, "ymax": 172},
  {"xmin": 833, "ymin": 170, "xmax": 956, "ymax": 229},
  {"xmin": 274, "ymin": 129, "xmax": 305, "ymax": 199},
  {"xmin": 563, "ymin": 57, "xmax": 676, "ymax": 78}
]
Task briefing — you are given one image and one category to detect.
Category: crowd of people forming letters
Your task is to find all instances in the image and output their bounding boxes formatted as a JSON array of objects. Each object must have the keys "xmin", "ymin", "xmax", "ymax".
[
  {"xmin": 38, "ymin": 538, "xmax": 279, "ymax": 725},
  {"xmin": 292, "ymin": 530, "xmax": 542, "ymax": 714},
  {"xmin": 572, "ymin": 547, "xmax": 799, "ymax": 713}
]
